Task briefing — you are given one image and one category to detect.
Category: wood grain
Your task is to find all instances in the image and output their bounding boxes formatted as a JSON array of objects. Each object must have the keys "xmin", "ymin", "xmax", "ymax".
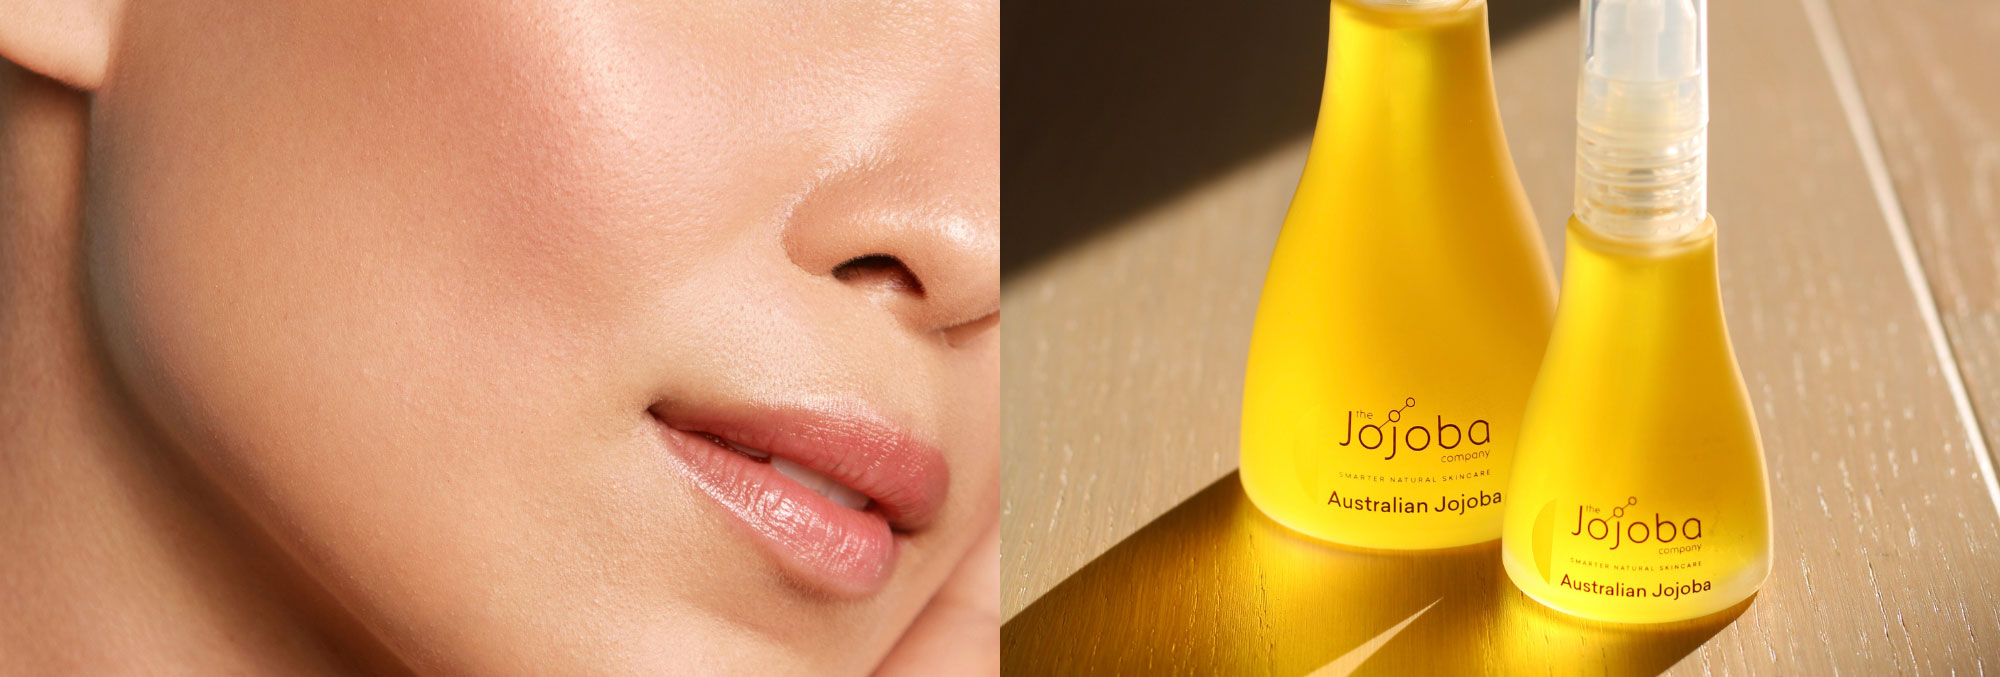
[
  {"xmin": 1001, "ymin": 0, "xmax": 2000, "ymax": 672},
  {"xmin": 1820, "ymin": 0, "xmax": 2000, "ymax": 505}
]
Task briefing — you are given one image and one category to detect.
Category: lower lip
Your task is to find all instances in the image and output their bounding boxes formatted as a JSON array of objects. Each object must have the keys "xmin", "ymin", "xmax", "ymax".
[{"xmin": 651, "ymin": 419, "xmax": 897, "ymax": 597}]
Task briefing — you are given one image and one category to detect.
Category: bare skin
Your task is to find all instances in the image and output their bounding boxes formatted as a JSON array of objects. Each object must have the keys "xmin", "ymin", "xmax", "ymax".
[{"xmin": 0, "ymin": 1, "xmax": 997, "ymax": 674}]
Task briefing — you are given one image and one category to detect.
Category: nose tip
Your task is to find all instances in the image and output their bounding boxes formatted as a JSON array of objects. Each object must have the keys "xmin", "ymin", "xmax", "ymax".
[
  {"xmin": 782, "ymin": 122, "xmax": 997, "ymax": 340},
  {"xmin": 783, "ymin": 177, "xmax": 1000, "ymax": 337}
]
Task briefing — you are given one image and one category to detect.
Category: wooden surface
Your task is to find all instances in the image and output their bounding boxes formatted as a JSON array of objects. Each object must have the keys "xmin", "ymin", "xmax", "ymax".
[
  {"xmin": 1001, "ymin": 0, "xmax": 2000, "ymax": 673},
  {"xmin": 1821, "ymin": 0, "xmax": 2000, "ymax": 504}
]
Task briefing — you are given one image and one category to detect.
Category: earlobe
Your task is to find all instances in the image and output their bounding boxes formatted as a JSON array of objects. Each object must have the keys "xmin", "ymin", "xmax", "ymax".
[{"xmin": 0, "ymin": 0, "xmax": 122, "ymax": 90}]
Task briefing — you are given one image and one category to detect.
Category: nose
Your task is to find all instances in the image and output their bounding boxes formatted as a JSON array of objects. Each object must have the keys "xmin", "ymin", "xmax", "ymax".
[{"xmin": 782, "ymin": 79, "xmax": 998, "ymax": 342}]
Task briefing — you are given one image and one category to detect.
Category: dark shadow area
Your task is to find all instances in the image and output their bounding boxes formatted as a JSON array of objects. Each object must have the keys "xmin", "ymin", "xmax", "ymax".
[
  {"xmin": 1002, "ymin": 0, "xmax": 1571, "ymax": 276},
  {"xmin": 1002, "ymin": 472, "xmax": 1749, "ymax": 675}
]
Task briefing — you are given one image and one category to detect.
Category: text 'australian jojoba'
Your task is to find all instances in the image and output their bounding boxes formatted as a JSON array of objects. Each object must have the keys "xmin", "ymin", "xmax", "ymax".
[{"xmin": 1328, "ymin": 490, "xmax": 1502, "ymax": 516}]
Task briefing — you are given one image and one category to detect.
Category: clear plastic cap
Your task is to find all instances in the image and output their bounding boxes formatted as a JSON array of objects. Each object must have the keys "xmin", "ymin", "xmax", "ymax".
[{"xmin": 1574, "ymin": 0, "xmax": 1708, "ymax": 242}]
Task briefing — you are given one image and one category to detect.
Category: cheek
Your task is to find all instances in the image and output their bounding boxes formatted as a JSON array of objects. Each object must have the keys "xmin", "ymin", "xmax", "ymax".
[
  {"xmin": 86, "ymin": 0, "xmax": 774, "ymax": 452},
  {"xmin": 950, "ymin": 332, "xmax": 1002, "ymax": 514},
  {"xmin": 81, "ymin": 0, "xmax": 803, "ymax": 637}
]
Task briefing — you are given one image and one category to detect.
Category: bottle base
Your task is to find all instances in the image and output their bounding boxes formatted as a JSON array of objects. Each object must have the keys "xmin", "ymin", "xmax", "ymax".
[{"xmin": 1500, "ymin": 548, "xmax": 1764, "ymax": 625}]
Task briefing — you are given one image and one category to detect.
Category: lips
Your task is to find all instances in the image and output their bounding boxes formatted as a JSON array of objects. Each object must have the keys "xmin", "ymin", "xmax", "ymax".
[
  {"xmin": 696, "ymin": 433, "xmax": 873, "ymax": 511},
  {"xmin": 648, "ymin": 403, "xmax": 949, "ymax": 597}
]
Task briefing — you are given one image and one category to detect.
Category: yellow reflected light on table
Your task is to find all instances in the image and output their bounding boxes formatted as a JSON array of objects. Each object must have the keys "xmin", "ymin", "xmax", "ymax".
[{"xmin": 1003, "ymin": 472, "xmax": 1750, "ymax": 675}]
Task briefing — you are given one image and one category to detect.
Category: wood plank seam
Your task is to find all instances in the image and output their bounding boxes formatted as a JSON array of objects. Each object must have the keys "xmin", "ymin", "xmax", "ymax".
[{"xmin": 1799, "ymin": 0, "xmax": 2000, "ymax": 517}]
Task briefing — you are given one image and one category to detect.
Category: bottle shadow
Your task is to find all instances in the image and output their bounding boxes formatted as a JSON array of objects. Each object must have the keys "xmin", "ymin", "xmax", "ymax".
[{"xmin": 1002, "ymin": 471, "xmax": 1748, "ymax": 675}]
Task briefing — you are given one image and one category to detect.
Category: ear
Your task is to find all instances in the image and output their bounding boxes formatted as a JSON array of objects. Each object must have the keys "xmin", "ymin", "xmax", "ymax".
[{"xmin": 0, "ymin": 0, "xmax": 122, "ymax": 90}]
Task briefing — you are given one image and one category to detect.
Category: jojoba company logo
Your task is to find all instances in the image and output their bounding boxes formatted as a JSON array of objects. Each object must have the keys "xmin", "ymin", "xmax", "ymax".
[
  {"xmin": 1339, "ymin": 397, "xmax": 1490, "ymax": 460},
  {"xmin": 1571, "ymin": 496, "xmax": 1703, "ymax": 550}
]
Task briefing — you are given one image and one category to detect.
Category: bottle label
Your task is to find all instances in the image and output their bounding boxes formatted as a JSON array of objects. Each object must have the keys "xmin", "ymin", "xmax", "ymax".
[
  {"xmin": 1531, "ymin": 496, "xmax": 1716, "ymax": 600},
  {"xmin": 1323, "ymin": 396, "xmax": 1504, "ymax": 517}
]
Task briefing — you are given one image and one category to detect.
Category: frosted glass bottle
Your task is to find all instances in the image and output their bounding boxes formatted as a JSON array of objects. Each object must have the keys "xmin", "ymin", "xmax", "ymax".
[
  {"xmin": 1239, "ymin": 0, "xmax": 1556, "ymax": 550},
  {"xmin": 1501, "ymin": 0, "xmax": 1771, "ymax": 623}
]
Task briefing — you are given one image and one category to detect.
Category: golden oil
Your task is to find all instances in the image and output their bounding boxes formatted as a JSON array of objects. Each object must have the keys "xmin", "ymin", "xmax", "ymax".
[
  {"xmin": 1500, "ymin": 0, "xmax": 1771, "ymax": 623},
  {"xmin": 1239, "ymin": 0, "xmax": 1556, "ymax": 550}
]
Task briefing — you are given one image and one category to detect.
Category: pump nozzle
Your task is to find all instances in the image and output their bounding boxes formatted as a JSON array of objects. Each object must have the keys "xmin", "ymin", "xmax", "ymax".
[{"xmin": 1574, "ymin": 0, "xmax": 1707, "ymax": 243}]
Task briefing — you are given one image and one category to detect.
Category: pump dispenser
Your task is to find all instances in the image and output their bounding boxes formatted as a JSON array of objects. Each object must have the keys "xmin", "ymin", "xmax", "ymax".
[
  {"xmin": 1500, "ymin": 0, "xmax": 1771, "ymax": 623},
  {"xmin": 1240, "ymin": 0, "xmax": 1556, "ymax": 550}
]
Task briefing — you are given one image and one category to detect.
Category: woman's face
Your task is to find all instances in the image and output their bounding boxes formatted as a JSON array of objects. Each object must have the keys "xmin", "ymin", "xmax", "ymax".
[{"xmin": 84, "ymin": 0, "xmax": 997, "ymax": 673}]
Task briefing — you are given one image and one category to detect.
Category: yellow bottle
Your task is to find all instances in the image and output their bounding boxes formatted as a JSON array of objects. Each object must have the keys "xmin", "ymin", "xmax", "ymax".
[
  {"xmin": 1500, "ymin": 0, "xmax": 1771, "ymax": 623},
  {"xmin": 1239, "ymin": 0, "xmax": 1556, "ymax": 550}
]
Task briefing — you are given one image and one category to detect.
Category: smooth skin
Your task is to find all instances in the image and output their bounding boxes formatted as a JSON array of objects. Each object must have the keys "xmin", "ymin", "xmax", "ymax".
[{"xmin": 0, "ymin": 0, "xmax": 998, "ymax": 674}]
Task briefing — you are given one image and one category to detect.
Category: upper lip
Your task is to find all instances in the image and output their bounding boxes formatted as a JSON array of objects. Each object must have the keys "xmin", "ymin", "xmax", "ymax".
[{"xmin": 647, "ymin": 403, "xmax": 949, "ymax": 531}]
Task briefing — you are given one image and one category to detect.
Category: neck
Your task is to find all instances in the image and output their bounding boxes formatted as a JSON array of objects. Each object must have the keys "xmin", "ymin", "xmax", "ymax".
[
  {"xmin": 1315, "ymin": 0, "xmax": 1506, "ymax": 166},
  {"xmin": 0, "ymin": 62, "xmax": 404, "ymax": 674}
]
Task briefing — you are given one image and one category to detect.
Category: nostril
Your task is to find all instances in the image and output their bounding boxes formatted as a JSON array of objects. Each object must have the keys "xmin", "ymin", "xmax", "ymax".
[{"xmin": 832, "ymin": 254, "xmax": 925, "ymax": 297}]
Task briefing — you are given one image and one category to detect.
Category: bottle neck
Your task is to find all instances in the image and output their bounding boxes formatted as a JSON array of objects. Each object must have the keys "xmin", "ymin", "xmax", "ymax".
[
  {"xmin": 1557, "ymin": 215, "xmax": 1727, "ymax": 351},
  {"xmin": 1313, "ymin": 0, "xmax": 1505, "ymax": 171}
]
